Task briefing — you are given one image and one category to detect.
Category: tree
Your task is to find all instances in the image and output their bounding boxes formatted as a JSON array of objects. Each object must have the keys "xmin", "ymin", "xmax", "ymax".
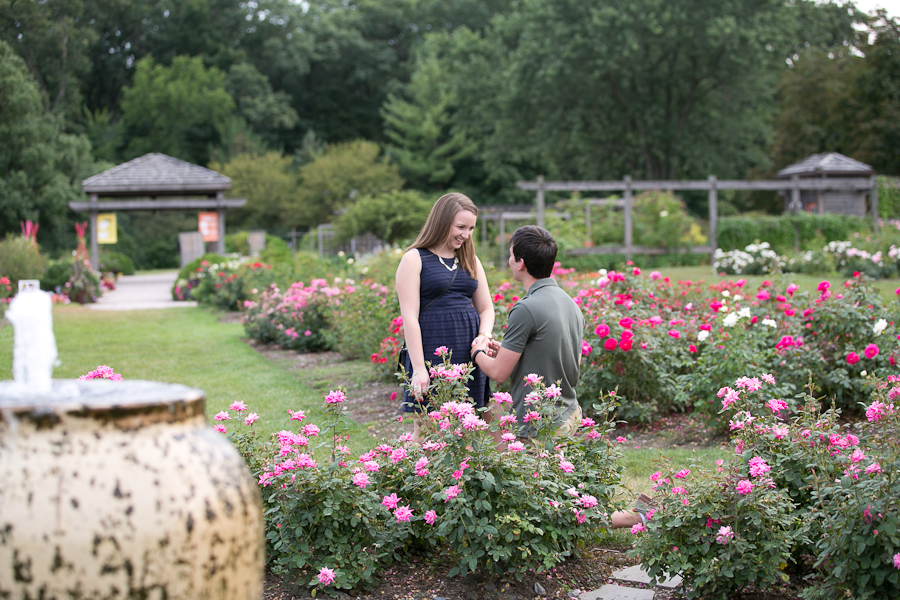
[
  {"xmin": 771, "ymin": 11, "xmax": 900, "ymax": 176},
  {"xmin": 287, "ymin": 140, "xmax": 404, "ymax": 227},
  {"xmin": 430, "ymin": 0, "xmax": 858, "ymax": 182},
  {"xmin": 225, "ymin": 62, "xmax": 299, "ymax": 152},
  {"xmin": 0, "ymin": 0, "xmax": 95, "ymax": 118},
  {"xmin": 381, "ymin": 52, "xmax": 476, "ymax": 190},
  {"xmin": 118, "ymin": 55, "xmax": 236, "ymax": 165},
  {"xmin": 771, "ymin": 49, "xmax": 860, "ymax": 170},
  {"xmin": 0, "ymin": 40, "xmax": 94, "ymax": 244},
  {"xmin": 332, "ymin": 189, "xmax": 432, "ymax": 244},
  {"xmin": 209, "ymin": 152, "xmax": 300, "ymax": 231}
]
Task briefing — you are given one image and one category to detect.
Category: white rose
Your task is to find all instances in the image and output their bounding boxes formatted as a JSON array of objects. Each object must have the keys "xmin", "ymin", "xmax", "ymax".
[
  {"xmin": 723, "ymin": 312, "xmax": 739, "ymax": 327},
  {"xmin": 698, "ymin": 330, "xmax": 710, "ymax": 341},
  {"xmin": 762, "ymin": 319, "xmax": 777, "ymax": 328},
  {"xmin": 873, "ymin": 318, "xmax": 888, "ymax": 336}
]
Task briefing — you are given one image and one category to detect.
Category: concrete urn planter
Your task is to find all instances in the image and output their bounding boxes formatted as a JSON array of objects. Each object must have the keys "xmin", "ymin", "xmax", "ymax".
[{"xmin": 0, "ymin": 380, "xmax": 264, "ymax": 599}]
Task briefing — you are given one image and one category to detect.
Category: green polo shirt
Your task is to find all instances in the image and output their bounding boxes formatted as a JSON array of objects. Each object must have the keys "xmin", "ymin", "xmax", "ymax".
[{"xmin": 500, "ymin": 278, "xmax": 584, "ymax": 436}]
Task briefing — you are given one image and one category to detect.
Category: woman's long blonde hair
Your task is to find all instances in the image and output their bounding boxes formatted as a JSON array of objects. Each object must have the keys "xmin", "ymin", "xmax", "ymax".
[{"xmin": 408, "ymin": 193, "xmax": 478, "ymax": 278}]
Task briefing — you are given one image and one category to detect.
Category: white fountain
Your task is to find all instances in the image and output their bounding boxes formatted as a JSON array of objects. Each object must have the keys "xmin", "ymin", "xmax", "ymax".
[{"xmin": 0, "ymin": 290, "xmax": 264, "ymax": 599}]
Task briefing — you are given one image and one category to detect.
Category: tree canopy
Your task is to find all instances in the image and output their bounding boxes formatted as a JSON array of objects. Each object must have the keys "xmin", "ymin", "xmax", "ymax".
[{"xmin": 2, "ymin": 0, "xmax": 898, "ymax": 248}]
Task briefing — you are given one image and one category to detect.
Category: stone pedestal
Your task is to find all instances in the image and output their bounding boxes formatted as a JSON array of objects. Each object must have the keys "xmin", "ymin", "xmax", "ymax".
[{"xmin": 0, "ymin": 380, "xmax": 264, "ymax": 599}]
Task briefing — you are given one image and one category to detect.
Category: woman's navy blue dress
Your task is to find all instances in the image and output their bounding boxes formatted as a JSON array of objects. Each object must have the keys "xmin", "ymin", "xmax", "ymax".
[{"xmin": 401, "ymin": 249, "xmax": 490, "ymax": 412}]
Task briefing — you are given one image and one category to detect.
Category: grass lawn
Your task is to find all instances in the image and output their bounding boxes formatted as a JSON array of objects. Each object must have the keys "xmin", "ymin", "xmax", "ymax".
[
  {"xmin": 0, "ymin": 305, "xmax": 337, "ymax": 441},
  {"xmin": 0, "ymin": 302, "xmax": 728, "ymax": 472}
]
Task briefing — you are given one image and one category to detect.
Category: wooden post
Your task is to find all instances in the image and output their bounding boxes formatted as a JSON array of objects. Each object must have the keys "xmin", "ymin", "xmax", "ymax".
[
  {"xmin": 499, "ymin": 213, "xmax": 506, "ymax": 263},
  {"xmin": 790, "ymin": 175, "xmax": 801, "ymax": 214},
  {"xmin": 708, "ymin": 175, "xmax": 717, "ymax": 263},
  {"xmin": 317, "ymin": 225, "xmax": 324, "ymax": 256},
  {"xmin": 89, "ymin": 193, "xmax": 99, "ymax": 271},
  {"xmin": 584, "ymin": 201, "xmax": 591, "ymax": 247},
  {"xmin": 871, "ymin": 175, "xmax": 879, "ymax": 232},
  {"xmin": 289, "ymin": 227, "xmax": 297, "ymax": 251},
  {"xmin": 623, "ymin": 176, "xmax": 633, "ymax": 261},
  {"xmin": 309, "ymin": 226, "xmax": 315, "ymax": 252},
  {"xmin": 216, "ymin": 192, "xmax": 226, "ymax": 254},
  {"xmin": 536, "ymin": 175, "xmax": 545, "ymax": 228}
]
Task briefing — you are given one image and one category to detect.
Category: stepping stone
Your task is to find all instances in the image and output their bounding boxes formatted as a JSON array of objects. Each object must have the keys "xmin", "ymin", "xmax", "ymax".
[
  {"xmin": 612, "ymin": 564, "xmax": 683, "ymax": 589},
  {"xmin": 579, "ymin": 583, "xmax": 655, "ymax": 600}
]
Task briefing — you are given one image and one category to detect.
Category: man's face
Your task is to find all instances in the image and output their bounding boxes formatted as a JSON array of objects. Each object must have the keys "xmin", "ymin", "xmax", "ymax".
[{"xmin": 508, "ymin": 246, "xmax": 523, "ymax": 281}]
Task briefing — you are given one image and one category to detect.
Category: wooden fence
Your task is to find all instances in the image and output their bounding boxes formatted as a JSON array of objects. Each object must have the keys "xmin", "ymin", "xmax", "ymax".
[{"xmin": 517, "ymin": 175, "xmax": 879, "ymax": 261}]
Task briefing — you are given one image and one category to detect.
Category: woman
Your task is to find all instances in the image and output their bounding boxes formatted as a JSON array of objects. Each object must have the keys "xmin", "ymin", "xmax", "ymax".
[{"xmin": 395, "ymin": 193, "xmax": 494, "ymax": 431}]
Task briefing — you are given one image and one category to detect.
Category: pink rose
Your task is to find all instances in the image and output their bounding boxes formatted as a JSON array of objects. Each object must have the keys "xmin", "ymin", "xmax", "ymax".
[
  {"xmin": 847, "ymin": 352, "xmax": 860, "ymax": 365},
  {"xmin": 864, "ymin": 344, "xmax": 879, "ymax": 359}
]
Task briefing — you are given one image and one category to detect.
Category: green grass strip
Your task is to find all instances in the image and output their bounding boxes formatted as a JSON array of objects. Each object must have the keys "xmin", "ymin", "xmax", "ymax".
[{"xmin": 0, "ymin": 305, "xmax": 334, "ymax": 440}]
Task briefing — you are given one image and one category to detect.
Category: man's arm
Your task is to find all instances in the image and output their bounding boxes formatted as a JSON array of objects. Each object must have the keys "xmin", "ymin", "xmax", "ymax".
[{"xmin": 472, "ymin": 339, "xmax": 521, "ymax": 384}]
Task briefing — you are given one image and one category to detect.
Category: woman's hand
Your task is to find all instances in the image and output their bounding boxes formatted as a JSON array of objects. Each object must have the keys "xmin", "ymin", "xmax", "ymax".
[{"xmin": 410, "ymin": 370, "xmax": 430, "ymax": 398}]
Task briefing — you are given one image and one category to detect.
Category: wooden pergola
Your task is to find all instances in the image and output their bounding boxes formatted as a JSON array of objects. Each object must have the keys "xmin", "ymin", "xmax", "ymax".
[{"xmin": 70, "ymin": 153, "xmax": 246, "ymax": 270}]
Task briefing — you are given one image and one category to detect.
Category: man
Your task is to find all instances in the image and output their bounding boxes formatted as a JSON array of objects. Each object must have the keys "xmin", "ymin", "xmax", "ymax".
[{"xmin": 470, "ymin": 226, "xmax": 584, "ymax": 439}]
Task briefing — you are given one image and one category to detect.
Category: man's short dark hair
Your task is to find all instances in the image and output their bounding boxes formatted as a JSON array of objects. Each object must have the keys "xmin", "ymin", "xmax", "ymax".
[{"xmin": 509, "ymin": 226, "xmax": 557, "ymax": 279}]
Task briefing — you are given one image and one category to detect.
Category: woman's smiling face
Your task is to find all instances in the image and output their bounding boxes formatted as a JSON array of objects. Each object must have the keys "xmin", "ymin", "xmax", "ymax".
[{"xmin": 442, "ymin": 209, "xmax": 476, "ymax": 252}]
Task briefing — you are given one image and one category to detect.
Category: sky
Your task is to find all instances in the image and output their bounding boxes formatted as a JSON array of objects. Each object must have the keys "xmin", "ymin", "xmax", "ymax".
[{"xmin": 842, "ymin": 0, "xmax": 900, "ymax": 18}]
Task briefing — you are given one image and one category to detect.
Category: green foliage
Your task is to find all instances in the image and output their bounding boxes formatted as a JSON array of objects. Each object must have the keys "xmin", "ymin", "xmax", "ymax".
[
  {"xmin": 40, "ymin": 259, "xmax": 74, "ymax": 292},
  {"xmin": 99, "ymin": 251, "xmax": 136, "ymax": 276},
  {"xmin": 66, "ymin": 253, "xmax": 100, "ymax": 304},
  {"xmin": 234, "ymin": 357, "xmax": 623, "ymax": 592},
  {"xmin": 332, "ymin": 190, "xmax": 432, "ymax": 245},
  {"xmin": 118, "ymin": 56, "xmax": 236, "ymax": 165},
  {"xmin": 717, "ymin": 213, "xmax": 870, "ymax": 254},
  {"xmin": 879, "ymin": 176, "xmax": 900, "ymax": 219},
  {"xmin": 211, "ymin": 152, "xmax": 301, "ymax": 230},
  {"xmin": 381, "ymin": 51, "xmax": 476, "ymax": 190},
  {"xmin": 634, "ymin": 377, "xmax": 900, "ymax": 600},
  {"xmin": 0, "ymin": 40, "xmax": 96, "ymax": 243},
  {"xmin": 172, "ymin": 253, "xmax": 229, "ymax": 300},
  {"xmin": 258, "ymin": 237, "xmax": 292, "ymax": 266},
  {"xmin": 243, "ymin": 281, "xmax": 335, "ymax": 352},
  {"xmin": 0, "ymin": 234, "xmax": 48, "ymax": 289},
  {"xmin": 225, "ymin": 62, "xmax": 298, "ymax": 151},
  {"xmin": 324, "ymin": 280, "xmax": 398, "ymax": 361},
  {"xmin": 288, "ymin": 140, "xmax": 404, "ymax": 228}
]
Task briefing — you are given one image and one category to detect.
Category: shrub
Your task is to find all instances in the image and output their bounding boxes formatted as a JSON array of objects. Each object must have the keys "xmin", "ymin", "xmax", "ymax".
[
  {"xmin": 171, "ymin": 252, "xmax": 228, "ymax": 300},
  {"xmin": 631, "ymin": 374, "xmax": 900, "ymax": 600},
  {"xmin": 713, "ymin": 241, "xmax": 786, "ymax": 275},
  {"xmin": 99, "ymin": 251, "xmax": 136, "ymax": 275},
  {"xmin": 325, "ymin": 279, "xmax": 398, "ymax": 360},
  {"xmin": 223, "ymin": 354, "xmax": 624, "ymax": 594},
  {"xmin": 39, "ymin": 259, "xmax": 74, "ymax": 292},
  {"xmin": 717, "ymin": 213, "xmax": 870, "ymax": 255},
  {"xmin": 242, "ymin": 281, "xmax": 336, "ymax": 351},
  {"xmin": 0, "ymin": 233, "xmax": 47, "ymax": 289},
  {"xmin": 331, "ymin": 190, "xmax": 431, "ymax": 245}
]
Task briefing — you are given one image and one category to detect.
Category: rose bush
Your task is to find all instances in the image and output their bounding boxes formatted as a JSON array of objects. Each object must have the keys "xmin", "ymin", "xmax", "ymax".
[
  {"xmin": 629, "ymin": 374, "xmax": 900, "ymax": 599},
  {"xmin": 223, "ymin": 352, "xmax": 624, "ymax": 593}
]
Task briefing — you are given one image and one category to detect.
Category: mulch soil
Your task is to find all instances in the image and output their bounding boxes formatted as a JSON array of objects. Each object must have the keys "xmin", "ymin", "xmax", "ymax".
[{"xmin": 246, "ymin": 341, "xmax": 807, "ymax": 600}]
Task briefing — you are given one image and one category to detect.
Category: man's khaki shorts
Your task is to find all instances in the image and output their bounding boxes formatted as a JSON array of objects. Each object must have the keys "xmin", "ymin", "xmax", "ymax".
[
  {"xmin": 517, "ymin": 404, "xmax": 583, "ymax": 446},
  {"xmin": 553, "ymin": 404, "xmax": 583, "ymax": 437}
]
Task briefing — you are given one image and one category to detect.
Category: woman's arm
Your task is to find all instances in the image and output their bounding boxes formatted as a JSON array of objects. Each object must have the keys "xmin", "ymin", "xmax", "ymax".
[
  {"xmin": 471, "ymin": 256, "xmax": 495, "ymax": 342},
  {"xmin": 395, "ymin": 250, "xmax": 429, "ymax": 393}
]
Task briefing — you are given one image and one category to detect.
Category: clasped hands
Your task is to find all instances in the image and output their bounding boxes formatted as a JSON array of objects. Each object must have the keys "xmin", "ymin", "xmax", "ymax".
[{"xmin": 470, "ymin": 333, "xmax": 499, "ymax": 359}]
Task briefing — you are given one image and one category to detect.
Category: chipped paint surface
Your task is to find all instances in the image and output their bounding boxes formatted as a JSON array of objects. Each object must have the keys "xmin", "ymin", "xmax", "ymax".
[{"xmin": 0, "ymin": 380, "xmax": 264, "ymax": 599}]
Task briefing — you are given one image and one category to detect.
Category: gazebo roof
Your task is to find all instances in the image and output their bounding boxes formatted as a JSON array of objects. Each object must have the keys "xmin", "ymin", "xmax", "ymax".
[
  {"xmin": 81, "ymin": 153, "xmax": 231, "ymax": 196},
  {"xmin": 777, "ymin": 152, "xmax": 874, "ymax": 178}
]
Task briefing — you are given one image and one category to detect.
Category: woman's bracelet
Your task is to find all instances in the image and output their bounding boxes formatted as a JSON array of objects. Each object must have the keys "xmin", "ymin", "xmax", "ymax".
[{"xmin": 478, "ymin": 331, "xmax": 493, "ymax": 340}]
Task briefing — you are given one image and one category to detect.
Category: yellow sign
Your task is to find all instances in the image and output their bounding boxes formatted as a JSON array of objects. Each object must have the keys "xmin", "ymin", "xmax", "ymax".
[{"xmin": 97, "ymin": 213, "xmax": 117, "ymax": 244}]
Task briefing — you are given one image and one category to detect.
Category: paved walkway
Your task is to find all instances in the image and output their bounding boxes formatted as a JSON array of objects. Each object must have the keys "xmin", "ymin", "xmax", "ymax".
[
  {"xmin": 87, "ymin": 272, "xmax": 197, "ymax": 311},
  {"xmin": 578, "ymin": 565, "xmax": 682, "ymax": 599}
]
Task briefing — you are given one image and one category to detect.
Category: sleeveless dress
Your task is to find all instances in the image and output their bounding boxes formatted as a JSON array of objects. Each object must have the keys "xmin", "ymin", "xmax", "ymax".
[{"xmin": 400, "ymin": 249, "xmax": 490, "ymax": 413}]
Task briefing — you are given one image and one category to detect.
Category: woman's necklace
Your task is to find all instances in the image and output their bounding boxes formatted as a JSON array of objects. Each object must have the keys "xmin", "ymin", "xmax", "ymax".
[{"xmin": 438, "ymin": 254, "xmax": 459, "ymax": 272}]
